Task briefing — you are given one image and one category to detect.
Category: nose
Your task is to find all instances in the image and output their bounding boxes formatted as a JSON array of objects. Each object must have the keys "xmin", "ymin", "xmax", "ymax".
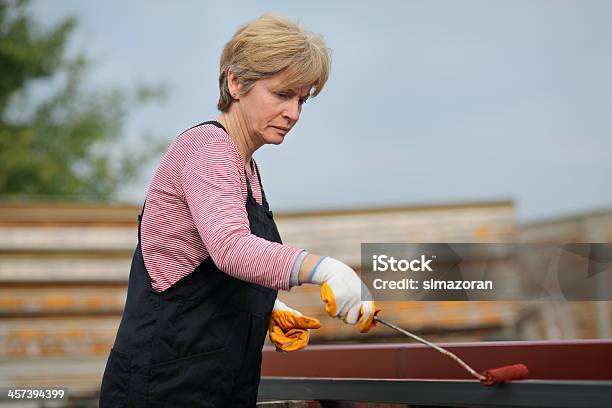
[{"xmin": 282, "ymin": 98, "xmax": 300, "ymax": 124}]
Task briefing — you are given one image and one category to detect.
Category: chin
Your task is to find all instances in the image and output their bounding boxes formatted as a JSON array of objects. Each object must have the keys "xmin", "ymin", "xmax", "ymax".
[{"xmin": 264, "ymin": 131, "xmax": 287, "ymax": 145}]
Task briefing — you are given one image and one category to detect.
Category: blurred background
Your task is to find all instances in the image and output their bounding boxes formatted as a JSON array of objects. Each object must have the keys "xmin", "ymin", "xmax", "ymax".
[{"xmin": 1, "ymin": 0, "xmax": 611, "ymax": 405}]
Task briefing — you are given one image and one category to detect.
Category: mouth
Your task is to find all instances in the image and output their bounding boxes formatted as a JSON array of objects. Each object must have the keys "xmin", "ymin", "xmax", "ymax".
[{"xmin": 271, "ymin": 126, "xmax": 290, "ymax": 133}]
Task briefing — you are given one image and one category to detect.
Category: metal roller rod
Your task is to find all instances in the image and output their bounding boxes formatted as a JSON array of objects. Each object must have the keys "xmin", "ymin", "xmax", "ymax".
[{"xmin": 374, "ymin": 316, "xmax": 486, "ymax": 381}]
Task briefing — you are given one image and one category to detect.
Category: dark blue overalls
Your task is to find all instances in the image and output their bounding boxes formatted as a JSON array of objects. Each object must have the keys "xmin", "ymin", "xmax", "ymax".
[{"xmin": 99, "ymin": 121, "xmax": 280, "ymax": 407}]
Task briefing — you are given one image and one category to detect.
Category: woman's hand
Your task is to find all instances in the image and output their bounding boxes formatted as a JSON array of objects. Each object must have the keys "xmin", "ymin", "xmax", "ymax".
[
  {"xmin": 268, "ymin": 299, "xmax": 321, "ymax": 352},
  {"xmin": 307, "ymin": 257, "xmax": 377, "ymax": 333}
]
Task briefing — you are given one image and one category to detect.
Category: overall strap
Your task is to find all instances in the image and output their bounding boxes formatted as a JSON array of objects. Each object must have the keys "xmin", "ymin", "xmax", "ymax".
[
  {"xmin": 252, "ymin": 160, "xmax": 268, "ymax": 206},
  {"xmin": 137, "ymin": 200, "xmax": 146, "ymax": 242},
  {"xmin": 244, "ymin": 169, "xmax": 254, "ymax": 198},
  {"xmin": 183, "ymin": 120, "xmax": 226, "ymax": 134}
]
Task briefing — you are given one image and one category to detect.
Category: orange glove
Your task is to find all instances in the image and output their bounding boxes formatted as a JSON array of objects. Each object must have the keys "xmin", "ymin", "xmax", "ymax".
[{"xmin": 268, "ymin": 299, "xmax": 321, "ymax": 352}]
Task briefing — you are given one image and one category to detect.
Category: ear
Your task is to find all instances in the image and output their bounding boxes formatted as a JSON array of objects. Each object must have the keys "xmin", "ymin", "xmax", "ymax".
[{"xmin": 227, "ymin": 67, "xmax": 241, "ymax": 100}]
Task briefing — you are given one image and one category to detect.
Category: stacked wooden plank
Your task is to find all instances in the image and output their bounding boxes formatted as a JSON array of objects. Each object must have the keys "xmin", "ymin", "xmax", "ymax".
[{"xmin": 0, "ymin": 203, "xmax": 136, "ymax": 397}]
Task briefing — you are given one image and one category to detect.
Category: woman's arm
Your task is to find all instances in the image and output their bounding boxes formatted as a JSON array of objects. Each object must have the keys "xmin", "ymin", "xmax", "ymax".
[{"xmin": 181, "ymin": 141, "xmax": 302, "ymax": 290}]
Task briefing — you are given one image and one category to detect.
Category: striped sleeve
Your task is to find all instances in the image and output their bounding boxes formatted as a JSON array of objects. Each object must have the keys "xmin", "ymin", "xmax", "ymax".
[{"xmin": 180, "ymin": 141, "xmax": 301, "ymax": 290}]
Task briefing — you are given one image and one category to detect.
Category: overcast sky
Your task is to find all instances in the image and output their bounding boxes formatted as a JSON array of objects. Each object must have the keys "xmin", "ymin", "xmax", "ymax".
[{"xmin": 29, "ymin": 0, "xmax": 612, "ymax": 223}]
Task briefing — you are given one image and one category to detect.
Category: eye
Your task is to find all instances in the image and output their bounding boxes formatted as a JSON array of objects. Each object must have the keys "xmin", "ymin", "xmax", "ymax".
[
  {"xmin": 299, "ymin": 98, "xmax": 308, "ymax": 105},
  {"xmin": 275, "ymin": 91, "xmax": 290, "ymax": 99}
]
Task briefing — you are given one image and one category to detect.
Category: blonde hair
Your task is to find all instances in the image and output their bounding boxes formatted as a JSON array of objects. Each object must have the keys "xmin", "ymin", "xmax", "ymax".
[{"xmin": 217, "ymin": 14, "xmax": 331, "ymax": 112}]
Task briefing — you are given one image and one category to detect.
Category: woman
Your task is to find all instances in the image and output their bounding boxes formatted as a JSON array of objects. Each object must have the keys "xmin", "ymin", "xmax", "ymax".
[{"xmin": 99, "ymin": 14, "xmax": 376, "ymax": 407}]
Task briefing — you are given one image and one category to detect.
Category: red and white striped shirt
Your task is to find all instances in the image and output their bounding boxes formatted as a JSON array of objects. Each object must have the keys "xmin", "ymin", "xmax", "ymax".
[{"xmin": 140, "ymin": 122, "xmax": 302, "ymax": 292}]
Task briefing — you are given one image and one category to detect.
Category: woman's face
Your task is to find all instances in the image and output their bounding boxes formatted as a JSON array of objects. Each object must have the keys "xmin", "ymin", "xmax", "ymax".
[{"xmin": 237, "ymin": 73, "xmax": 311, "ymax": 145}]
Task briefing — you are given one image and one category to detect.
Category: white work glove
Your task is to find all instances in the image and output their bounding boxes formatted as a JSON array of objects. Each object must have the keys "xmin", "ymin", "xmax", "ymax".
[
  {"xmin": 309, "ymin": 257, "xmax": 377, "ymax": 333},
  {"xmin": 268, "ymin": 299, "xmax": 321, "ymax": 352}
]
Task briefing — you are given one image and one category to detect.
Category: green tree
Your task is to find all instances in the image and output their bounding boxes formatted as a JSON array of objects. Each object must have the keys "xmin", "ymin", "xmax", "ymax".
[{"xmin": 0, "ymin": 0, "xmax": 167, "ymax": 200}]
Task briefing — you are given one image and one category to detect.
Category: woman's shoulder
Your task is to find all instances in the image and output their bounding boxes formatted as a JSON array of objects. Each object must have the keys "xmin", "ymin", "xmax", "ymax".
[
  {"xmin": 160, "ymin": 122, "xmax": 243, "ymax": 172},
  {"xmin": 176, "ymin": 121, "xmax": 231, "ymax": 144},
  {"xmin": 167, "ymin": 121, "xmax": 237, "ymax": 157}
]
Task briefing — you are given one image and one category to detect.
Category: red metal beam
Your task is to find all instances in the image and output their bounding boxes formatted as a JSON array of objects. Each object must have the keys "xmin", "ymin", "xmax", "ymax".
[{"xmin": 262, "ymin": 340, "xmax": 612, "ymax": 381}]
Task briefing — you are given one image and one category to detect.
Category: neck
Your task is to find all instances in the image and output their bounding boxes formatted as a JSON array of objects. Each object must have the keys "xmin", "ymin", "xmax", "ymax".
[{"xmin": 218, "ymin": 108, "xmax": 262, "ymax": 168}]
